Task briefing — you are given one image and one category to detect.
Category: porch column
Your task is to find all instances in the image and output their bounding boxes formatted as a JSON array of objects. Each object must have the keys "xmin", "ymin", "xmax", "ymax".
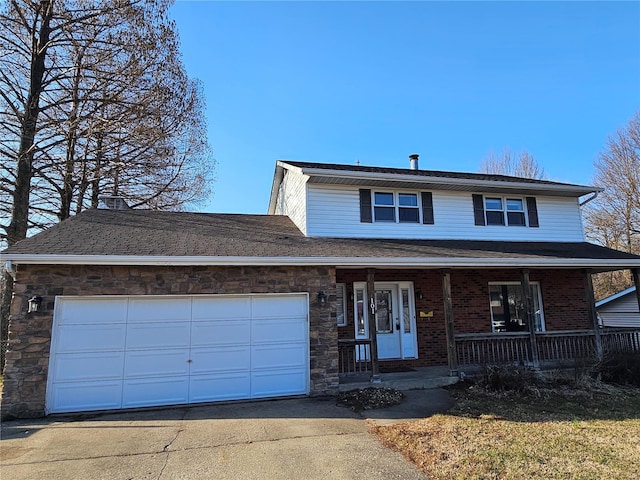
[
  {"xmin": 366, "ymin": 268, "xmax": 380, "ymax": 381},
  {"xmin": 520, "ymin": 269, "xmax": 540, "ymax": 368},
  {"xmin": 583, "ymin": 269, "xmax": 603, "ymax": 360},
  {"xmin": 441, "ymin": 269, "xmax": 458, "ymax": 375},
  {"xmin": 632, "ymin": 268, "xmax": 640, "ymax": 316}
]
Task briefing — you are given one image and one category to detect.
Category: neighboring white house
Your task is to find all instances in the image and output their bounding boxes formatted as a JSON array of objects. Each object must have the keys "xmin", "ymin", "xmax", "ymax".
[{"xmin": 596, "ymin": 286, "xmax": 640, "ymax": 328}]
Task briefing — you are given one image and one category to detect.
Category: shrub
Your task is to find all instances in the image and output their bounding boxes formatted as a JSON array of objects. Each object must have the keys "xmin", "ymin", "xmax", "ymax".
[
  {"xmin": 477, "ymin": 364, "xmax": 539, "ymax": 393},
  {"xmin": 591, "ymin": 352, "xmax": 640, "ymax": 387}
]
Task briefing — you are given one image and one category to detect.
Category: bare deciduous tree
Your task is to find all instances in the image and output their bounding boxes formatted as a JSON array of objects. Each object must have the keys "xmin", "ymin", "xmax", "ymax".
[
  {"xmin": 0, "ymin": 0, "xmax": 214, "ymax": 355},
  {"xmin": 480, "ymin": 148, "xmax": 546, "ymax": 179},
  {"xmin": 584, "ymin": 112, "xmax": 640, "ymax": 299}
]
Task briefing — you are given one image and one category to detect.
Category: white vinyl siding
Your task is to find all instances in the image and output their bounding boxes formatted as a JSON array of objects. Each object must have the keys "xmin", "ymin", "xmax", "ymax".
[
  {"xmin": 597, "ymin": 293, "xmax": 640, "ymax": 328},
  {"xmin": 275, "ymin": 168, "xmax": 308, "ymax": 234},
  {"xmin": 306, "ymin": 184, "xmax": 585, "ymax": 241}
]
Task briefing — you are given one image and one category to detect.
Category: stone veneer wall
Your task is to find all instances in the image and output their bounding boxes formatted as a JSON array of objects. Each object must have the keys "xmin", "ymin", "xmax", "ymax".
[{"xmin": 1, "ymin": 265, "xmax": 337, "ymax": 419}]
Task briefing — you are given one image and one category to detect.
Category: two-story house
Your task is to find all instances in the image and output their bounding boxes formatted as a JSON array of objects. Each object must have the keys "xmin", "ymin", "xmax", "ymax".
[{"xmin": 2, "ymin": 157, "xmax": 640, "ymax": 418}]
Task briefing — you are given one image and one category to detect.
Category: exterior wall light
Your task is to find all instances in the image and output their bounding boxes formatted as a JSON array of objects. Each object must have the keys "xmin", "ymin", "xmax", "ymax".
[
  {"xmin": 27, "ymin": 296, "xmax": 43, "ymax": 313},
  {"xmin": 317, "ymin": 291, "xmax": 327, "ymax": 308}
]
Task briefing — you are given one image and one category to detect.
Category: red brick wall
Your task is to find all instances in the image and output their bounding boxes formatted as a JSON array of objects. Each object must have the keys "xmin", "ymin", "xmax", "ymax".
[{"xmin": 336, "ymin": 268, "xmax": 593, "ymax": 369}]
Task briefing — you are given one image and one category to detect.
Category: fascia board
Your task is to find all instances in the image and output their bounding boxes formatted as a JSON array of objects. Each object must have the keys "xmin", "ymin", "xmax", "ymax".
[
  {"xmin": 3, "ymin": 254, "xmax": 640, "ymax": 269},
  {"xmin": 299, "ymin": 167, "xmax": 600, "ymax": 196}
]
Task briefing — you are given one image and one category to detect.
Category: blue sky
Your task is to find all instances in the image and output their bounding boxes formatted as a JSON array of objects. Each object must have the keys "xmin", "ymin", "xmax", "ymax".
[{"xmin": 170, "ymin": 1, "xmax": 640, "ymax": 214}]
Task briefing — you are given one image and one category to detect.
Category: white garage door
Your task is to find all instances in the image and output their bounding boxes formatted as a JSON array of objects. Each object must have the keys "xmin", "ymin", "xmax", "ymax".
[{"xmin": 47, "ymin": 294, "xmax": 309, "ymax": 414}]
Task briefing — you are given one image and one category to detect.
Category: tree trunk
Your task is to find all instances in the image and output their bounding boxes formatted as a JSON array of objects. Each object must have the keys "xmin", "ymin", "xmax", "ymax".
[{"xmin": 5, "ymin": 0, "xmax": 55, "ymax": 245}]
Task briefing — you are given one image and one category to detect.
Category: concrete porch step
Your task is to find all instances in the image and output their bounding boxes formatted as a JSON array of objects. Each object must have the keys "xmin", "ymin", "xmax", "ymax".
[{"xmin": 338, "ymin": 366, "xmax": 459, "ymax": 391}]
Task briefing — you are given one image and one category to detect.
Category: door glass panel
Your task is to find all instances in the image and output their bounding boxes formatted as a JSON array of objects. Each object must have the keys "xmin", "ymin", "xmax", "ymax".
[
  {"xmin": 402, "ymin": 289, "xmax": 411, "ymax": 333},
  {"xmin": 375, "ymin": 290, "xmax": 392, "ymax": 333},
  {"xmin": 356, "ymin": 288, "xmax": 366, "ymax": 335}
]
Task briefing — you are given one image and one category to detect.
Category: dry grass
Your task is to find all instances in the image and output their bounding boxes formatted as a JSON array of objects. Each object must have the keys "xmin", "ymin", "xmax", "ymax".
[{"xmin": 373, "ymin": 382, "xmax": 640, "ymax": 480}]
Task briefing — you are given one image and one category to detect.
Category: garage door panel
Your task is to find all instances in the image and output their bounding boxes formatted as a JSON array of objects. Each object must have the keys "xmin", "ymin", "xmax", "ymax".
[
  {"xmin": 128, "ymin": 298, "xmax": 191, "ymax": 322},
  {"xmin": 252, "ymin": 343, "xmax": 307, "ymax": 370},
  {"xmin": 192, "ymin": 297, "xmax": 251, "ymax": 320},
  {"xmin": 124, "ymin": 349, "xmax": 190, "ymax": 378},
  {"xmin": 55, "ymin": 324, "xmax": 126, "ymax": 353},
  {"xmin": 50, "ymin": 381, "xmax": 123, "ymax": 413},
  {"xmin": 53, "ymin": 352, "xmax": 124, "ymax": 382},
  {"xmin": 57, "ymin": 298, "xmax": 128, "ymax": 325},
  {"xmin": 190, "ymin": 320, "xmax": 250, "ymax": 347},
  {"xmin": 123, "ymin": 377, "xmax": 189, "ymax": 408},
  {"xmin": 190, "ymin": 346, "xmax": 250, "ymax": 374},
  {"xmin": 252, "ymin": 296, "xmax": 307, "ymax": 318},
  {"xmin": 49, "ymin": 294, "xmax": 309, "ymax": 413},
  {"xmin": 251, "ymin": 369, "xmax": 307, "ymax": 398},
  {"xmin": 126, "ymin": 322, "xmax": 190, "ymax": 349},
  {"xmin": 189, "ymin": 373, "xmax": 251, "ymax": 402},
  {"xmin": 252, "ymin": 317, "xmax": 307, "ymax": 344}
]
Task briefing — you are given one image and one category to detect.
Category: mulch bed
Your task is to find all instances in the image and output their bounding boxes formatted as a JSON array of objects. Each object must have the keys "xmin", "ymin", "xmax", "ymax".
[{"xmin": 337, "ymin": 387, "xmax": 405, "ymax": 412}]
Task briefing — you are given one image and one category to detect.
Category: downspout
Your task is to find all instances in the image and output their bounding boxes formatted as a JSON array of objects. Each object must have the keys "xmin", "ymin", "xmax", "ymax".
[
  {"xmin": 4, "ymin": 260, "xmax": 16, "ymax": 280},
  {"xmin": 579, "ymin": 191, "xmax": 599, "ymax": 207}
]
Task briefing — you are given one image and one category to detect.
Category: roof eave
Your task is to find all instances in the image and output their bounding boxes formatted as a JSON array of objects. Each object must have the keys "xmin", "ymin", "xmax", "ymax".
[
  {"xmin": 4, "ymin": 254, "xmax": 640, "ymax": 269},
  {"xmin": 284, "ymin": 164, "xmax": 600, "ymax": 197}
]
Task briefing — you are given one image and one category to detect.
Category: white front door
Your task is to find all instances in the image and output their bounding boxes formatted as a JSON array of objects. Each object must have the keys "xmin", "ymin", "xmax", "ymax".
[{"xmin": 354, "ymin": 282, "xmax": 417, "ymax": 360}]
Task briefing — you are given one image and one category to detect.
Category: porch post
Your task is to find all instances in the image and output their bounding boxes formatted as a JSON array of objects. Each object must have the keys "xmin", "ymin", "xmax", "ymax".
[
  {"xmin": 632, "ymin": 268, "xmax": 640, "ymax": 316},
  {"xmin": 441, "ymin": 269, "xmax": 458, "ymax": 376},
  {"xmin": 520, "ymin": 269, "xmax": 540, "ymax": 368},
  {"xmin": 366, "ymin": 268, "xmax": 380, "ymax": 382},
  {"xmin": 583, "ymin": 269, "xmax": 603, "ymax": 360}
]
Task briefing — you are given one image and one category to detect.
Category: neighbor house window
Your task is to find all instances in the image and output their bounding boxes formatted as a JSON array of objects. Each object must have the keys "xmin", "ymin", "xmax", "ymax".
[
  {"xmin": 484, "ymin": 197, "xmax": 526, "ymax": 226},
  {"xmin": 336, "ymin": 283, "xmax": 347, "ymax": 326},
  {"xmin": 488, "ymin": 282, "xmax": 545, "ymax": 333}
]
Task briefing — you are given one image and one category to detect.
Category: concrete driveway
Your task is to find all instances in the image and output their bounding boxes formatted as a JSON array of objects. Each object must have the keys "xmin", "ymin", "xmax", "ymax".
[{"xmin": 0, "ymin": 391, "xmax": 453, "ymax": 480}]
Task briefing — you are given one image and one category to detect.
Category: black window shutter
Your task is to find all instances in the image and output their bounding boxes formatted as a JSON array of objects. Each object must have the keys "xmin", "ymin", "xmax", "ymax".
[
  {"xmin": 472, "ymin": 194, "xmax": 485, "ymax": 226},
  {"xmin": 421, "ymin": 192, "xmax": 434, "ymax": 224},
  {"xmin": 359, "ymin": 189, "xmax": 372, "ymax": 223},
  {"xmin": 526, "ymin": 197, "xmax": 539, "ymax": 227}
]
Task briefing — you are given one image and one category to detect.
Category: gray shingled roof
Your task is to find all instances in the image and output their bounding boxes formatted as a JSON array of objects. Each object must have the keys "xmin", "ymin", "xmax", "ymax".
[
  {"xmin": 282, "ymin": 160, "xmax": 595, "ymax": 189},
  {"xmin": 2, "ymin": 210, "xmax": 639, "ymax": 268}
]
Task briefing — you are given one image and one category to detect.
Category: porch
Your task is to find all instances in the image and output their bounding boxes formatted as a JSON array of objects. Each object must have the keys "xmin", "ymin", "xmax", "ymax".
[
  {"xmin": 338, "ymin": 329, "xmax": 640, "ymax": 382},
  {"xmin": 455, "ymin": 328, "xmax": 640, "ymax": 368}
]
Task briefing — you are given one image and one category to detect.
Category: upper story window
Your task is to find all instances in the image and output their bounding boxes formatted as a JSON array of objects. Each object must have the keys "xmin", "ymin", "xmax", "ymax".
[
  {"xmin": 484, "ymin": 197, "xmax": 526, "ymax": 226},
  {"xmin": 360, "ymin": 189, "xmax": 434, "ymax": 225},
  {"xmin": 373, "ymin": 192, "xmax": 420, "ymax": 223},
  {"xmin": 473, "ymin": 194, "xmax": 539, "ymax": 228}
]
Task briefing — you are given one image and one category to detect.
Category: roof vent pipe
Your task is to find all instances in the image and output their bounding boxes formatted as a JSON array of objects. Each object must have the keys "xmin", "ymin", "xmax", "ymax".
[{"xmin": 409, "ymin": 154, "xmax": 419, "ymax": 170}]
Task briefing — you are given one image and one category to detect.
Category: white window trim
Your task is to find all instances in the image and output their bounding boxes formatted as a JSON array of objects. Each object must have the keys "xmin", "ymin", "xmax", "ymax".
[
  {"xmin": 484, "ymin": 195, "xmax": 528, "ymax": 227},
  {"xmin": 336, "ymin": 283, "xmax": 347, "ymax": 326},
  {"xmin": 488, "ymin": 281, "xmax": 546, "ymax": 332},
  {"xmin": 373, "ymin": 190, "xmax": 421, "ymax": 224}
]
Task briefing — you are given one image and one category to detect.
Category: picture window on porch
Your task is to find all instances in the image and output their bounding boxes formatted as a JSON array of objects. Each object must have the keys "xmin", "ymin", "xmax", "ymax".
[
  {"xmin": 336, "ymin": 283, "xmax": 347, "ymax": 326},
  {"xmin": 489, "ymin": 282, "xmax": 545, "ymax": 333}
]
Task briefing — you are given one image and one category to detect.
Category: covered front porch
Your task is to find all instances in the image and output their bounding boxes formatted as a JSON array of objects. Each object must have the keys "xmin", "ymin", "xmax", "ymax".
[{"xmin": 336, "ymin": 265, "xmax": 640, "ymax": 383}]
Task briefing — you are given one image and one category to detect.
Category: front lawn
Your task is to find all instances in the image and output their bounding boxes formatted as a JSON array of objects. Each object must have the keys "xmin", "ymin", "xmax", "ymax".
[{"xmin": 373, "ymin": 379, "xmax": 640, "ymax": 479}]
